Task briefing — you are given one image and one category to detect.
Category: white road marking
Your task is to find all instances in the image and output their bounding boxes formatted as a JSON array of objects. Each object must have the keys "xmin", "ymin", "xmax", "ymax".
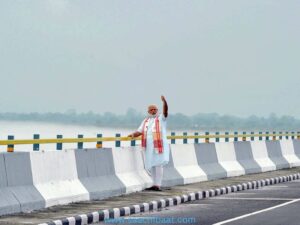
[
  {"xmin": 213, "ymin": 198, "xmax": 300, "ymax": 225},
  {"xmin": 177, "ymin": 203, "xmax": 212, "ymax": 207},
  {"xmin": 263, "ymin": 185, "xmax": 289, "ymax": 188},
  {"xmin": 215, "ymin": 197, "xmax": 295, "ymax": 201},
  {"xmin": 229, "ymin": 192, "xmax": 256, "ymax": 194}
]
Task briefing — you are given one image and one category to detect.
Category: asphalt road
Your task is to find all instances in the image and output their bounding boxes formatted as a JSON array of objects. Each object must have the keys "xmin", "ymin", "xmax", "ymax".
[
  {"xmin": 1, "ymin": 168, "xmax": 300, "ymax": 225},
  {"xmin": 97, "ymin": 180, "xmax": 300, "ymax": 225}
]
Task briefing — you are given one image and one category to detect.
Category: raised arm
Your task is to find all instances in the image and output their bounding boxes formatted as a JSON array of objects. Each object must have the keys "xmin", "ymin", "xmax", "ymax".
[{"xmin": 161, "ymin": 95, "xmax": 168, "ymax": 118}]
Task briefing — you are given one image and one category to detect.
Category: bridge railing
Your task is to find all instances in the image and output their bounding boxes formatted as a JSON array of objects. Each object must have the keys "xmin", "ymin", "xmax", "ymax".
[{"xmin": 0, "ymin": 131, "xmax": 299, "ymax": 152}]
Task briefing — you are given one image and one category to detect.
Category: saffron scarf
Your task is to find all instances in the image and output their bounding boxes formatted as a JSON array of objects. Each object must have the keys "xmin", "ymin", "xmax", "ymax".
[{"xmin": 141, "ymin": 116, "xmax": 164, "ymax": 154}]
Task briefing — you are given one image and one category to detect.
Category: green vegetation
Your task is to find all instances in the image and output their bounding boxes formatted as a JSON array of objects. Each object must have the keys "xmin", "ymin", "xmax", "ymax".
[{"xmin": 0, "ymin": 109, "xmax": 299, "ymax": 131}]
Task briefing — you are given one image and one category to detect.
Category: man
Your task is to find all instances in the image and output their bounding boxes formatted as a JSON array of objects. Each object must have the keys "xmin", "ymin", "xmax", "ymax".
[{"xmin": 128, "ymin": 95, "xmax": 169, "ymax": 191}]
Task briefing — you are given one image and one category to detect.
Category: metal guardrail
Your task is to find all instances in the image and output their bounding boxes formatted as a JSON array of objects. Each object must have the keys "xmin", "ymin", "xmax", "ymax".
[{"xmin": 0, "ymin": 131, "xmax": 299, "ymax": 152}]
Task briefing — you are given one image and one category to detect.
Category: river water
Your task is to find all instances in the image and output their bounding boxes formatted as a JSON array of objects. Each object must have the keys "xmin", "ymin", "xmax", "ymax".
[
  {"xmin": 0, "ymin": 120, "xmax": 205, "ymax": 152},
  {"xmin": 0, "ymin": 120, "xmax": 262, "ymax": 152}
]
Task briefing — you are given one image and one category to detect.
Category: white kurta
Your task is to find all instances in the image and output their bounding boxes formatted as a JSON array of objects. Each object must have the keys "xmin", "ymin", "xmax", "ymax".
[{"xmin": 137, "ymin": 114, "xmax": 170, "ymax": 171}]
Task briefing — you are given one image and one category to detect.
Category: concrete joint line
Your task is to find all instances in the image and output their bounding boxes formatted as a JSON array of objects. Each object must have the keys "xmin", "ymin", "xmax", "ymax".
[{"xmin": 40, "ymin": 172, "xmax": 300, "ymax": 225}]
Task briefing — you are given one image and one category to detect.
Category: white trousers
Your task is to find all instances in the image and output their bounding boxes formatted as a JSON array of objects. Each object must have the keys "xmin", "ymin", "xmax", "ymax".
[{"xmin": 151, "ymin": 165, "xmax": 164, "ymax": 186}]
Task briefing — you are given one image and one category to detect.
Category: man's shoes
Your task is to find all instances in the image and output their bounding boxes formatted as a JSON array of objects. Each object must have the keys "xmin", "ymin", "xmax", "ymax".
[
  {"xmin": 152, "ymin": 186, "xmax": 162, "ymax": 191},
  {"xmin": 145, "ymin": 185, "xmax": 162, "ymax": 191},
  {"xmin": 145, "ymin": 186, "xmax": 156, "ymax": 191}
]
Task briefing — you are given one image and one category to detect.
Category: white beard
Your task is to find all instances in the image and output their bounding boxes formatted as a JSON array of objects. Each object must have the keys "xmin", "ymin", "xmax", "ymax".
[{"xmin": 148, "ymin": 113, "xmax": 157, "ymax": 118}]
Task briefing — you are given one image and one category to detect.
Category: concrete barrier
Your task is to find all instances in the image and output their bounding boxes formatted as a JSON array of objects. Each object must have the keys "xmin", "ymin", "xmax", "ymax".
[
  {"xmin": 234, "ymin": 142, "xmax": 262, "ymax": 174},
  {"xmin": 0, "ymin": 139, "xmax": 299, "ymax": 216},
  {"xmin": 30, "ymin": 150, "xmax": 89, "ymax": 207},
  {"xmin": 215, "ymin": 142, "xmax": 245, "ymax": 177},
  {"xmin": 279, "ymin": 140, "xmax": 300, "ymax": 167},
  {"xmin": 170, "ymin": 144, "xmax": 207, "ymax": 184},
  {"xmin": 292, "ymin": 140, "xmax": 300, "ymax": 158},
  {"xmin": 265, "ymin": 141, "xmax": 290, "ymax": 169},
  {"xmin": 161, "ymin": 145, "xmax": 184, "ymax": 187},
  {"xmin": 0, "ymin": 154, "xmax": 20, "ymax": 215},
  {"xmin": 250, "ymin": 141, "xmax": 276, "ymax": 172},
  {"xmin": 75, "ymin": 148, "xmax": 126, "ymax": 200},
  {"xmin": 112, "ymin": 147, "xmax": 152, "ymax": 193},
  {"xmin": 194, "ymin": 143, "xmax": 227, "ymax": 180},
  {"xmin": 5, "ymin": 153, "xmax": 45, "ymax": 212}
]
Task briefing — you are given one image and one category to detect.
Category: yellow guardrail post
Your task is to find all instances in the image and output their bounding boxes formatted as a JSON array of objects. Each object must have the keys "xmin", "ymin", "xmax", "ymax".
[
  {"xmin": 57, "ymin": 135, "xmax": 63, "ymax": 150},
  {"xmin": 285, "ymin": 131, "xmax": 289, "ymax": 140},
  {"xmin": 250, "ymin": 131, "xmax": 254, "ymax": 141},
  {"xmin": 272, "ymin": 131, "xmax": 276, "ymax": 141},
  {"xmin": 171, "ymin": 132, "xmax": 175, "ymax": 144},
  {"xmin": 279, "ymin": 131, "xmax": 283, "ymax": 140},
  {"xmin": 265, "ymin": 131, "xmax": 269, "ymax": 141},
  {"xmin": 205, "ymin": 132, "xmax": 209, "ymax": 143},
  {"xmin": 194, "ymin": 132, "xmax": 199, "ymax": 144},
  {"xmin": 242, "ymin": 131, "xmax": 246, "ymax": 141},
  {"xmin": 7, "ymin": 135, "xmax": 14, "ymax": 152},
  {"xmin": 215, "ymin": 132, "xmax": 219, "ymax": 142},
  {"xmin": 225, "ymin": 132, "xmax": 229, "ymax": 142},
  {"xmin": 33, "ymin": 134, "xmax": 40, "ymax": 151},
  {"xmin": 183, "ymin": 132, "xmax": 188, "ymax": 144},
  {"xmin": 78, "ymin": 134, "xmax": 83, "ymax": 149},
  {"xmin": 96, "ymin": 134, "xmax": 103, "ymax": 148},
  {"xmin": 130, "ymin": 135, "xmax": 136, "ymax": 147},
  {"xmin": 259, "ymin": 131, "xmax": 263, "ymax": 141},
  {"xmin": 234, "ymin": 131, "xmax": 238, "ymax": 142},
  {"xmin": 115, "ymin": 133, "xmax": 121, "ymax": 147},
  {"xmin": 291, "ymin": 131, "xmax": 295, "ymax": 140}
]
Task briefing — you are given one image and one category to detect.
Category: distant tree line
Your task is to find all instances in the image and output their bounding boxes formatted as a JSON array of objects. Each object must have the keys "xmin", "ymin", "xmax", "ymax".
[{"xmin": 0, "ymin": 109, "xmax": 299, "ymax": 131}]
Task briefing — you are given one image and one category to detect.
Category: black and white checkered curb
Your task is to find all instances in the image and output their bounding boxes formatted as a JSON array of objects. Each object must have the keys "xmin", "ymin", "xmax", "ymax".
[{"xmin": 39, "ymin": 173, "xmax": 300, "ymax": 225}]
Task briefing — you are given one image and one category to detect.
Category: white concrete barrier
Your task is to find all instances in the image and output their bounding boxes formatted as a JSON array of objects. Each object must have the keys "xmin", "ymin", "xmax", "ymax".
[
  {"xmin": 250, "ymin": 141, "xmax": 276, "ymax": 172},
  {"xmin": 75, "ymin": 149, "xmax": 126, "ymax": 200},
  {"xmin": 279, "ymin": 140, "xmax": 300, "ymax": 167},
  {"xmin": 292, "ymin": 140, "xmax": 300, "ymax": 157},
  {"xmin": 194, "ymin": 143, "xmax": 227, "ymax": 180},
  {"xmin": 0, "ymin": 139, "xmax": 298, "ymax": 216},
  {"xmin": 234, "ymin": 142, "xmax": 262, "ymax": 174},
  {"xmin": 215, "ymin": 142, "xmax": 245, "ymax": 177},
  {"xmin": 170, "ymin": 144, "xmax": 207, "ymax": 184},
  {"xmin": 30, "ymin": 150, "xmax": 89, "ymax": 207},
  {"xmin": 112, "ymin": 147, "xmax": 152, "ymax": 193},
  {"xmin": 5, "ymin": 153, "xmax": 45, "ymax": 212},
  {"xmin": 0, "ymin": 154, "xmax": 20, "ymax": 215},
  {"xmin": 161, "ymin": 145, "xmax": 184, "ymax": 187},
  {"xmin": 265, "ymin": 141, "xmax": 290, "ymax": 169}
]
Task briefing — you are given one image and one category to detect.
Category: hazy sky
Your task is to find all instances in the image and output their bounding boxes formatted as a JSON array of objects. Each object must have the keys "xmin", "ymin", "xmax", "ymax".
[{"xmin": 0, "ymin": 1, "xmax": 299, "ymax": 117}]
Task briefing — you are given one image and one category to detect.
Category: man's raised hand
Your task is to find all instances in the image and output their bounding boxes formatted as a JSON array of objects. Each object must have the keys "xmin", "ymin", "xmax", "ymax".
[{"xmin": 161, "ymin": 95, "xmax": 168, "ymax": 117}]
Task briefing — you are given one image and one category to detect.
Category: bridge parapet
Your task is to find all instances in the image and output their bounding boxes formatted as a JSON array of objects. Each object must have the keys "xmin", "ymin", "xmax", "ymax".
[{"xmin": 0, "ymin": 131, "xmax": 299, "ymax": 152}]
